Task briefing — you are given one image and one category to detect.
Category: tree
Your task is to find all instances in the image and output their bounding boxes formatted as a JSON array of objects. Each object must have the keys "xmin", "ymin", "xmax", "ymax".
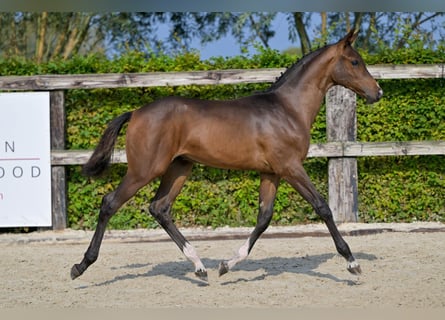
[
  {"xmin": 292, "ymin": 13, "xmax": 311, "ymax": 55},
  {"xmin": 168, "ymin": 13, "xmax": 277, "ymax": 52},
  {"xmin": 0, "ymin": 12, "xmax": 165, "ymax": 61},
  {"xmin": 0, "ymin": 13, "xmax": 103, "ymax": 61},
  {"xmin": 307, "ymin": 12, "xmax": 444, "ymax": 52},
  {"xmin": 1, "ymin": 12, "xmax": 443, "ymax": 62},
  {"xmin": 0, "ymin": 12, "xmax": 282, "ymax": 61}
]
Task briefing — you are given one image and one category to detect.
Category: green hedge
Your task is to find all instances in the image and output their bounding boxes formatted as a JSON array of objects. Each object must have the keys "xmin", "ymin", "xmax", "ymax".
[{"xmin": 1, "ymin": 47, "xmax": 444, "ymax": 229}]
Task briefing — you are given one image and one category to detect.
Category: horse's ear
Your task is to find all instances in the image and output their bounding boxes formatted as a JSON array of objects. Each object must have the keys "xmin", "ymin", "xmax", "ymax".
[{"xmin": 340, "ymin": 28, "xmax": 359, "ymax": 46}]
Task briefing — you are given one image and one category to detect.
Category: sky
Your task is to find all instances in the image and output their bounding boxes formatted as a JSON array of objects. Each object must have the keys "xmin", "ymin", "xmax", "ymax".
[
  {"xmin": 152, "ymin": 12, "xmax": 443, "ymax": 60},
  {"xmin": 155, "ymin": 13, "xmax": 320, "ymax": 60},
  {"xmin": 190, "ymin": 13, "xmax": 304, "ymax": 60}
]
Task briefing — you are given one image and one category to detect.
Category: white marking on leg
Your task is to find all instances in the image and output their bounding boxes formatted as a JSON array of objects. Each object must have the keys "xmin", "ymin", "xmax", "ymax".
[
  {"xmin": 348, "ymin": 260, "xmax": 360, "ymax": 269},
  {"xmin": 183, "ymin": 242, "xmax": 206, "ymax": 272},
  {"xmin": 347, "ymin": 259, "xmax": 362, "ymax": 275},
  {"xmin": 348, "ymin": 260, "xmax": 358, "ymax": 268},
  {"xmin": 227, "ymin": 238, "xmax": 251, "ymax": 270}
]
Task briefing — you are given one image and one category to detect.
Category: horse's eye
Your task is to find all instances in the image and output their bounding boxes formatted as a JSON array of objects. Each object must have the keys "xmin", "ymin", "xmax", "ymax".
[{"xmin": 351, "ymin": 60, "xmax": 359, "ymax": 66}]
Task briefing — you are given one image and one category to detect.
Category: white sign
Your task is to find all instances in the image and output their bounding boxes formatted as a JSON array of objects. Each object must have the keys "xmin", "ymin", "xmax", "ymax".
[{"xmin": 0, "ymin": 92, "xmax": 51, "ymax": 227}]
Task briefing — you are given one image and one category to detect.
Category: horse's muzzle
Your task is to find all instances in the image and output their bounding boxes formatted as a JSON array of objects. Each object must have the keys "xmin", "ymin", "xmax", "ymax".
[
  {"xmin": 377, "ymin": 88, "xmax": 384, "ymax": 100},
  {"xmin": 366, "ymin": 87, "xmax": 383, "ymax": 104}
]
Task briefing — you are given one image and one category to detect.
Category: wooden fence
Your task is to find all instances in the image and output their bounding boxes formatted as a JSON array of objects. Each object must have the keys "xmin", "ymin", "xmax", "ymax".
[{"xmin": 0, "ymin": 64, "xmax": 444, "ymax": 229}]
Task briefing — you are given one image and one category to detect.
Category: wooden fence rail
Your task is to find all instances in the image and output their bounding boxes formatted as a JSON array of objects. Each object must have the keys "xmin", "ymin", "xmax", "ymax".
[
  {"xmin": 0, "ymin": 64, "xmax": 443, "ymax": 229},
  {"xmin": 50, "ymin": 141, "xmax": 445, "ymax": 166},
  {"xmin": 0, "ymin": 64, "xmax": 443, "ymax": 90}
]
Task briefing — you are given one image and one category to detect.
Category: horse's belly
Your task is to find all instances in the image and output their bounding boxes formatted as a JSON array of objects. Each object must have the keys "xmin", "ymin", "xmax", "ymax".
[{"xmin": 181, "ymin": 145, "xmax": 271, "ymax": 172}]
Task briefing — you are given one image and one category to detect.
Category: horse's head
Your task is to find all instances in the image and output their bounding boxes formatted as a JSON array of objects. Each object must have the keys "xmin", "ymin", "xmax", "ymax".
[{"xmin": 331, "ymin": 29, "xmax": 383, "ymax": 104}]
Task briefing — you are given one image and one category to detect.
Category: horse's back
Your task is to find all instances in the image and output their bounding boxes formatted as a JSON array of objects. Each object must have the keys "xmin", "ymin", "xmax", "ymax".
[{"xmin": 126, "ymin": 95, "xmax": 289, "ymax": 172}]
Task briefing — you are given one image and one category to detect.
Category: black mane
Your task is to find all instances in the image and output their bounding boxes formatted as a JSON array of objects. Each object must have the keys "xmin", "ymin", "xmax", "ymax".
[{"xmin": 264, "ymin": 44, "xmax": 332, "ymax": 93}]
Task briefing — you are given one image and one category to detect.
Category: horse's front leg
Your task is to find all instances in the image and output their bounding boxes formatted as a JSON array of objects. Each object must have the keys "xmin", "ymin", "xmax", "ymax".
[
  {"xmin": 149, "ymin": 158, "xmax": 209, "ymax": 281},
  {"xmin": 219, "ymin": 173, "xmax": 280, "ymax": 276},
  {"xmin": 284, "ymin": 165, "xmax": 361, "ymax": 275}
]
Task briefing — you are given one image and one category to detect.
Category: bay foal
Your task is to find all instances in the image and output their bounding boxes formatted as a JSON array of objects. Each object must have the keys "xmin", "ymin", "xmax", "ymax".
[{"xmin": 71, "ymin": 29, "xmax": 382, "ymax": 282}]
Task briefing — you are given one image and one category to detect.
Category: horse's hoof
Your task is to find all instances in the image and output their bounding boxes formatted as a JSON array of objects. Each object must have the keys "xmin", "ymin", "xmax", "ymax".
[
  {"xmin": 347, "ymin": 260, "xmax": 362, "ymax": 275},
  {"xmin": 218, "ymin": 261, "xmax": 229, "ymax": 277},
  {"xmin": 195, "ymin": 269, "xmax": 208, "ymax": 282},
  {"xmin": 70, "ymin": 264, "xmax": 82, "ymax": 280}
]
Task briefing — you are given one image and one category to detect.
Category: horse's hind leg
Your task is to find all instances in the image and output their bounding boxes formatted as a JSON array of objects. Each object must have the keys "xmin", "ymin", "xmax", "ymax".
[
  {"xmin": 148, "ymin": 157, "xmax": 209, "ymax": 281},
  {"xmin": 284, "ymin": 165, "xmax": 361, "ymax": 275},
  {"xmin": 219, "ymin": 173, "xmax": 280, "ymax": 276},
  {"xmin": 70, "ymin": 173, "xmax": 149, "ymax": 280}
]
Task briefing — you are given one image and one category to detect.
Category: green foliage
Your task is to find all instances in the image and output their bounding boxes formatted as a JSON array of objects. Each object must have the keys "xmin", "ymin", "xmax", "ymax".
[
  {"xmin": 0, "ymin": 47, "xmax": 443, "ymax": 229},
  {"xmin": 357, "ymin": 79, "xmax": 445, "ymax": 142},
  {"xmin": 358, "ymin": 156, "xmax": 444, "ymax": 222}
]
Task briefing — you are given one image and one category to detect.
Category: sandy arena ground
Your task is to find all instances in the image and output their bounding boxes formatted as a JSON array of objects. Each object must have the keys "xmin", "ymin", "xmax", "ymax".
[{"xmin": 1, "ymin": 222, "xmax": 444, "ymax": 308}]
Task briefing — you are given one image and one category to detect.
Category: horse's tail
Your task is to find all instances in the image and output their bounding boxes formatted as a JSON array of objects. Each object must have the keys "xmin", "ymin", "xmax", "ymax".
[{"xmin": 82, "ymin": 111, "xmax": 133, "ymax": 178}]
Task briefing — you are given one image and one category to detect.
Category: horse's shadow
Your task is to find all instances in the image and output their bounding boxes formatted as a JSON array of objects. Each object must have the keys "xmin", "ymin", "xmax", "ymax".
[{"xmin": 80, "ymin": 251, "xmax": 377, "ymax": 288}]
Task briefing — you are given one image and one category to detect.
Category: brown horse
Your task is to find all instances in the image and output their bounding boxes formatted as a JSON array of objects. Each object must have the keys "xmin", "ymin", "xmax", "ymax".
[{"xmin": 71, "ymin": 29, "xmax": 382, "ymax": 282}]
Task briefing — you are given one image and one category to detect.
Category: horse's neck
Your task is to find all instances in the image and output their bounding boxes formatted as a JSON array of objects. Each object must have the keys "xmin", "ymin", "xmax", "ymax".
[{"xmin": 274, "ymin": 54, "xmax": 335, "ymax": 127}]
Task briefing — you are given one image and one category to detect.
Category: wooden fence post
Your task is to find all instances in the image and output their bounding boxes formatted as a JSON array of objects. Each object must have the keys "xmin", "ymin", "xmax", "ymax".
[
  {"xmin": 50, "ymin": 91, "xmax": 67, "ymax": 230},
  {"xmin": 326, "ymin": 86, "xmax": 358, "ymax": 222}
]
